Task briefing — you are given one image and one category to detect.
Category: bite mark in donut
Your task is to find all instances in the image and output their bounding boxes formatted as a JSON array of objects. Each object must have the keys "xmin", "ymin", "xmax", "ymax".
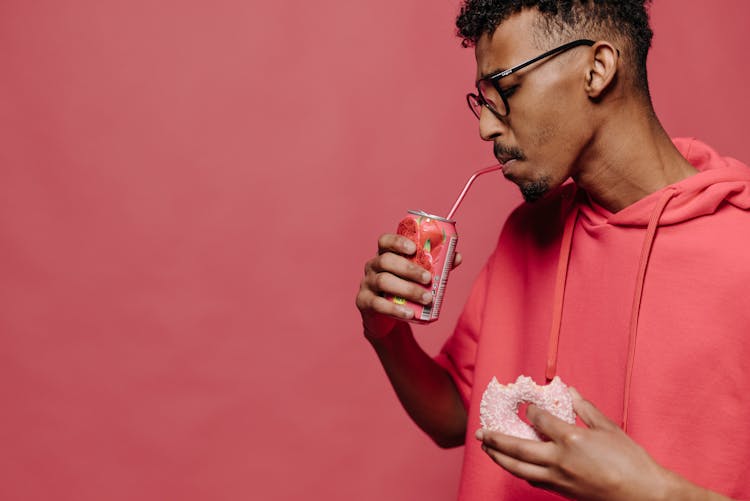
[{"xmin": 479, "ymin": 375, "xmax": 575, "ymax": 441}]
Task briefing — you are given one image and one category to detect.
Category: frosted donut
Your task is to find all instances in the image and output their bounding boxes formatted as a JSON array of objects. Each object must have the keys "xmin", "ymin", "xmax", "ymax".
[{"xmin": 479, "ymin": 375, "xmax": 575, "ymax": 440}]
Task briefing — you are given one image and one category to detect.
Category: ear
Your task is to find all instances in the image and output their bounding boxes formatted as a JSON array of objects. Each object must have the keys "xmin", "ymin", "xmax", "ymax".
[{"xmin": 585, "ymin": 41, "xmax": 619, "ymax": 99}]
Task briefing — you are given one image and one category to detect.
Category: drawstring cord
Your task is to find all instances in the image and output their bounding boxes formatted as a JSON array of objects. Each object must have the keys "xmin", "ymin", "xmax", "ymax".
[
  {"xmin": 544, "ymin": 188, "xmax": 677, "ymax": 432},
  {"xmin": 621, "ymin": 188, "xmax": 677, "ymax": 430},
  {"xmin": 545, "ymin": 203, "xmax": 579, "ymax": 382}
]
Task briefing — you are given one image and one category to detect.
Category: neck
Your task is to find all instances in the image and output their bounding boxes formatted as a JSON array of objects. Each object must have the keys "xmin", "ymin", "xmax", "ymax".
[{"xmin": 572, "ymin": 103, "xmax": 698, "ymax": 213}]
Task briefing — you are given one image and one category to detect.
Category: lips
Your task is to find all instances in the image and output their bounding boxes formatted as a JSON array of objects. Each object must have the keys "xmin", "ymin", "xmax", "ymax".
[
  {"xmin": 497, "ymin": 156, "xmax": 518, "ymax": 175},
  {"xmin": 494, "ymin": 143, "xmax": 524, "ymax": 176}
]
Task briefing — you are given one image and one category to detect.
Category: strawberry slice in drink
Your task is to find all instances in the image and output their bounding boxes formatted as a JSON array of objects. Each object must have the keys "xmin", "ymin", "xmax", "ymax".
[
  {"xmin": 397, "ymin": 217, "xmax": 419, "ymax": 246},
  {"xmin": 397, "ymin": 217, "xmax": 434, "ymax": 273},
  {"xmin": 414, "ymin": 248, "xmax": 433, "ymax": 273}
]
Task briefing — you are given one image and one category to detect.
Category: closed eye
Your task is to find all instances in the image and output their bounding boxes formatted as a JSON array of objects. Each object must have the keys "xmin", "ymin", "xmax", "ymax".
[{"xmin": 500, "ymin": 85, "xmax": 519, "ymax": 98}]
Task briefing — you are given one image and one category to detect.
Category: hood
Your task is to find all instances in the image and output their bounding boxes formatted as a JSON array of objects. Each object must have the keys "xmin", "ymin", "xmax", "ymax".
[
  {"xmin": 546, "ymin": 137, "xmax": 750, "ymax": 431},
  {"xmin": 583, "ymin": 137, "xmax": 750, "ymax": 227}
]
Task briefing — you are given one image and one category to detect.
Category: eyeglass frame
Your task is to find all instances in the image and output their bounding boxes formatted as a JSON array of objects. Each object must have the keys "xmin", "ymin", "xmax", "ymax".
[{"xmin": 467, "ymin": 39, "xmax": 595, "ymax": 119}]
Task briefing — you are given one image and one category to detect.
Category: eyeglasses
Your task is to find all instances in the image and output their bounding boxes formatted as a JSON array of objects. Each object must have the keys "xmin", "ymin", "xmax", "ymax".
[{"xmin": 467, "ymin": 39, "xmax": 595, "ymax": 119}]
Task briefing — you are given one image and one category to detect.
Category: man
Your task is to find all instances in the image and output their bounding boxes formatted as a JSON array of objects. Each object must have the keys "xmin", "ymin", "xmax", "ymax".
[{"xmin": 356, "ymin": 1, "xmax": 750, "ymax": 499}]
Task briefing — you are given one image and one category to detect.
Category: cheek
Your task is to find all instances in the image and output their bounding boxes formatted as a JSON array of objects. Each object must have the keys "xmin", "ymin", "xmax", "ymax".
[
  {"xmin": 512, "ymin": 85, "xmax": 566, "ymax": 151},
  {"xmin": 527, "ymin": 97, "xmax": 587, "ymax": 163},
  {"xmin": 532, "ymin": 119, "xmax": 559, "ymax": 149},
  {"xmin": 519, "ymin": 108, "xmax": 565, "ymax": 158},
  {"xmin": 510, "ymin": 72, "xmax": 590, "ymax": 170}
]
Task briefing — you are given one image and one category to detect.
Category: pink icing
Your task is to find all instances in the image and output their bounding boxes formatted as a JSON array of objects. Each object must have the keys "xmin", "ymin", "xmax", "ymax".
[{"xmin": 479, "ymin": 375, "xmax": 575, "ymax": 440}]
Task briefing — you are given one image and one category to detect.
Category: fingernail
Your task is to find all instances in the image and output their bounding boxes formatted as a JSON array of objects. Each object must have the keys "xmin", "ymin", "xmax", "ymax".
[
  {"xmin": 474, "ymin": 429, "xmax": 484, "ymax": 440},
  {"xmin": 421, "ymin": 292, "xmax": 433, "ymax": 304},
  {"xmin": 404, "ymin": 241, "xmax": 416, "ymax": 253},
  {"xmin": 399, "ymin": 307, "xmax": 414, "ymax": 319}
]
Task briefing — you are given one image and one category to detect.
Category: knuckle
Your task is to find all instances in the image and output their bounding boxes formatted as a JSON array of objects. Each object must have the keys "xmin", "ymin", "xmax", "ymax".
[
  {"xmin": 560, "ymin": 430, "xmax": 584, "ymax": 447},
  {"xmin": 380, "ymin": 252, "xmax": 405, "ymax": 274},
  {"xmin": 355, "ymin": 287, "xmax": 374, "ymax": 308},
  {"xmin": 354, "ymin": 295, "xmax": 367, "ymax": 311},
  {"xmin": 408, "ymin": 261, "xmax": 424, "ymax": 277},
  {"xmin": 377, "ymin": 233, "xmax": 394, "ymax": 252},
  {"xmin": 377, "ymin": 234, "xmax": 387, "ymax": 250},
  {"xmin": 374, "ymin": 273, "xmax": 390, "ymax": 292},
  {"xmin": 411, "ymin": 284, "xmax": 429, "ymax": 301},
  {"xmin": 378, "ymin": 252, "xmax": 395, "ymax": 269},
  {"xmin": 361, "ymin": 271, "xmax": 376, "ymax": 291},
  {"xmin": 369, "ymin": 254, "xmax": 387, "ymax": 273},
  {"xmin": 364, "ymin": 258, "xmax": 374, "ymax": 275}
]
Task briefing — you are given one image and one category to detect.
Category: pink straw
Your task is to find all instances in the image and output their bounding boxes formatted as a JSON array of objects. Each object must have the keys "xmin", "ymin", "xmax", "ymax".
[{"xmin": 446, "ymin": 164, "xmax": 503, "ymax": 220}]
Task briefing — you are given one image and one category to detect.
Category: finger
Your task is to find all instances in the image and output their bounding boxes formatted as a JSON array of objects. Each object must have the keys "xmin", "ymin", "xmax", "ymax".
[
  {"xmin": 356, "ymin": 288, "xmax": 415, "ymax": 320},
  {"xmin": 371, "ymin": 252, "xmax": 432, "ymax": 285},
  {"xmin": 378, "ymin": 234, "xmax": 417, "ymax": 256},
  {"xmin": 452, "ymin": 252, "xmax": 463, "ymax": 269},
  {"xmin": 568, "ymin": 387, "xmax": 618, "ymax": 431},
  {"xmin": 369, "ymin": 294, "xmax": 415, "ymax": 320},
  {"xmin": 524, "ymin": 404, "xmax": 580, "ymax": 443},
  {"xmin": 367, "ymin": 271, "xmax": 433, "ymax": 306},
  {"xmin": 480, "ymin": 441, "xmax": 551, "ymax": 484},
  {"xmin": 477, "ymin": 429, "xmax": 556, "ymax": 467}
]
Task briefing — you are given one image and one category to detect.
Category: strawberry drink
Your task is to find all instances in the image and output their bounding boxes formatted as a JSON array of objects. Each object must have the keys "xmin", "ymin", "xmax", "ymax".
[
  {"xmin": 388, "ymin": 165, "xmax": 502, "ymax": 323},
  {"xmin": 387, "ymin": 210, "xmax": 458, "ymax": 323}
]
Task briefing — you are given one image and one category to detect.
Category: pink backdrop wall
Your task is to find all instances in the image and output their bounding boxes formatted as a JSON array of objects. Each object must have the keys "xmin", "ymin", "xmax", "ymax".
[{"xmin": 1, "ymin": 1, "xmax": 748, "ymax": 500}]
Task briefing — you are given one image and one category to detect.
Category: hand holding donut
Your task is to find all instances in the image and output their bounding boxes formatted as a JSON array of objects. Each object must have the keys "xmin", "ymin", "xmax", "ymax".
[
  {"xmin": 475, "ymin": 385, "xmax": 728, "ymax": 501},
  {"xmin": 480, "ymin": 376, "xmax": 575, "ymax": 440}
]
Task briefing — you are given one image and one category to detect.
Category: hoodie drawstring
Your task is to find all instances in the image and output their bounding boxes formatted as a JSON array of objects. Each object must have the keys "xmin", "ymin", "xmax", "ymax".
[
  {"xmin": 544, "ymin": 188, "xmax": 677, "ymax": 431},
  {"xmin": 545, "ymin": 203, "xmax": 579, "ymax": 382},
  {"xmin": 621, "ymin": 188, "xmax": 677, "ymax": 430}
]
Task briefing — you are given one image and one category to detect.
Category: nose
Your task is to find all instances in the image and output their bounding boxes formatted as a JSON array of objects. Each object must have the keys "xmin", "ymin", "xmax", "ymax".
[{"xmin": 478, "ymin": 107, "xmax": 507, "ymax": 142}]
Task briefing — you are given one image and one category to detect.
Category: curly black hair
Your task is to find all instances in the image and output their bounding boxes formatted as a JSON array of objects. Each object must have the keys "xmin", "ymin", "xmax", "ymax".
[{"xmin": 456, "ymin": 0, "xmax": 653, "ymax": 94}]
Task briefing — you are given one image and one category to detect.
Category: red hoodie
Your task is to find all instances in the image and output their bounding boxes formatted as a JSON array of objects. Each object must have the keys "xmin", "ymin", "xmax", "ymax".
[{"xmin": 436, "ymin": 138, "xmax": 750, "ymax": 500}]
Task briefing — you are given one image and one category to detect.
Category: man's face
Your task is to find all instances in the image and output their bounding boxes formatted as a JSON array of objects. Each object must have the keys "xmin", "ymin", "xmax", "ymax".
[{"xmin": 474, "ymin": 9, "xmax": 593, "ymax": 202}]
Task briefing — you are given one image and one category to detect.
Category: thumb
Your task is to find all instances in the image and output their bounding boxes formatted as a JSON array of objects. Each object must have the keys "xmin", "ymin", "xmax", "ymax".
[
  {"xmin": 452, "ymin": 252, "xmax": 463, "ymax": 270},
  {"xmin": 569, "ymin": 387, "xmax": 617, "ymax": 431}
]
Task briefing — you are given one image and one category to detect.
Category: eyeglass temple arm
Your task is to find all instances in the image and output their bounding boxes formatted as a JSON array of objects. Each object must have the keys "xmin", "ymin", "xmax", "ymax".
[{"xmin": 494, "ymin": 39, "xmax": 595, "ymax": 80}]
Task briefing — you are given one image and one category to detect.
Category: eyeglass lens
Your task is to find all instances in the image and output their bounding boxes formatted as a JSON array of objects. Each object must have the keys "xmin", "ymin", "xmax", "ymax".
[
  {"xmin": 467, "ymin": 94, "xmax": 481, "ymax": 118},
  {"xmin": 478, "ymin": 80, "xmax": 506, "ymax": 116}
]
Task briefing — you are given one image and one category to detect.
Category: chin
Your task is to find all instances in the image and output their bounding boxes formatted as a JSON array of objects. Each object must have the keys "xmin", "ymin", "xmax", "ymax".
[{"xmin": 519, "ymin": 178, "xmax": 551, "ymax": 203}]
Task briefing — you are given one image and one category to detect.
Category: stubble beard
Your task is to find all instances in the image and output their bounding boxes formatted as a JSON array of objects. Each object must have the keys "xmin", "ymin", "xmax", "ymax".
[
  {"xmin": 495, "ymin": 142, "xmax": 549, "ymax": 202},
  {"xmin": 520, "ymin": 177, "xmax": 551, "ymax": 203}
]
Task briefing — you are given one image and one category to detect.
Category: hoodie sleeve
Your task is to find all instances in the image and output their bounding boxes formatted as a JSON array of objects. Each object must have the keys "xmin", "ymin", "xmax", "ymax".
[{"xmin": 434, "ymin": 259, "xmax": 491, "ymax": 410}]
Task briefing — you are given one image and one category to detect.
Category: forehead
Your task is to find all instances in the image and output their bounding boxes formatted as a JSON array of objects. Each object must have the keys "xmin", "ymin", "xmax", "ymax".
[{"xmin": 475, "ymin": 9, "xmax": 543, "ymax": 79}]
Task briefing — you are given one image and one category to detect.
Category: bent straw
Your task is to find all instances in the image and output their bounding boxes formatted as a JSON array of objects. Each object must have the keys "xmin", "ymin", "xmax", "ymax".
[{"xmin": 446, "ymin": 164, "xmax": 503, "ymax": 220}]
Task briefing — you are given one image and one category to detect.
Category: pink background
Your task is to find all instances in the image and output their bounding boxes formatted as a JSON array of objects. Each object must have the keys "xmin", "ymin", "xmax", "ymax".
[{"xmin": 1, "ymin": 1, "xmax": 748, "ymax": 500}]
